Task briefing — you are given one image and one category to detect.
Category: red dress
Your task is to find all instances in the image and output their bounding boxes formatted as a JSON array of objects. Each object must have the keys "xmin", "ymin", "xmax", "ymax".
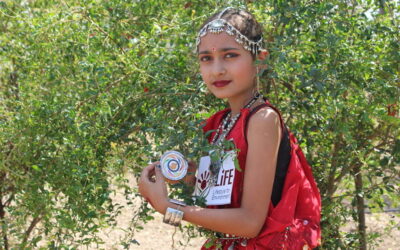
[{"xmin": 201, "ymin": 101, "xmax": 321, "ymax": 249}]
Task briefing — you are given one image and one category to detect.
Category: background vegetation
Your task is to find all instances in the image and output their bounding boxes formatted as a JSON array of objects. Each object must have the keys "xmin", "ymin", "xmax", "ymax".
[{"xmin": 0, "ymin": 0, "xmax": 399, "ymax": 249}]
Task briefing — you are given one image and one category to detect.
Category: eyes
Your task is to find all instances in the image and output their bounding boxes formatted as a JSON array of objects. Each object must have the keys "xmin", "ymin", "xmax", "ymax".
[{"xmin": 199, "ymin": 52, "xmax": 239, "ymax": 62}]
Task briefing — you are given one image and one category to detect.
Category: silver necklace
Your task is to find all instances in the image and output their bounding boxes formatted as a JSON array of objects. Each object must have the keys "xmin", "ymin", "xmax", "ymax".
[
  {"xmin": 209, "ymin": 93, "xmax": 261, "ymax": 183},
  {"xmin": 211, "ymin": 93, "xmax": 261, "ymax": 146}
]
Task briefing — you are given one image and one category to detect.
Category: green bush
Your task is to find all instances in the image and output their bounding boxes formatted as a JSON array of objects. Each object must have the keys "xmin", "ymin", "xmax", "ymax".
[{"xmin": 0, "ymin": 0, "xmax": 398, "ymax": 248}]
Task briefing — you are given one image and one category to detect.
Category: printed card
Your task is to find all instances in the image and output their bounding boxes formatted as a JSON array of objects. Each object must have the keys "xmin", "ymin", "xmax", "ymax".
[{"xmin": 194, "ymin": 151, "xmax": 235, "ymax": 205}]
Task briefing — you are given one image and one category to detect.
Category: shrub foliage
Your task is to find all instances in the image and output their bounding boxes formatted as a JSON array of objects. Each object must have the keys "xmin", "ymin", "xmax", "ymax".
[{"xmin": 0, "ymin": 0, "xmax": 399, "ymax": 249}]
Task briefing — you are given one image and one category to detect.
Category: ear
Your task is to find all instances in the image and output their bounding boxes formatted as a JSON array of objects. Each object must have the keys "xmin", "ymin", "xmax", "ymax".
[{"xmin": 256, "ymin": 49, "xmax": 269, "ymax": 71}]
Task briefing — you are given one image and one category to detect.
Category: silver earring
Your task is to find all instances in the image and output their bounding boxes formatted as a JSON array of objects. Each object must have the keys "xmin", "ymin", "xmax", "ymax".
[{"xmin": 256, "ymin": 67, "xmax": 260, "ymax": 93}]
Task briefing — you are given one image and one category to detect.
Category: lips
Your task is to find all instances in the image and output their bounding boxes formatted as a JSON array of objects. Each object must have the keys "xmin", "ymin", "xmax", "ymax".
[{"xmin": 213, "ymin": 80, "xmax": 231, "ymax": 87}]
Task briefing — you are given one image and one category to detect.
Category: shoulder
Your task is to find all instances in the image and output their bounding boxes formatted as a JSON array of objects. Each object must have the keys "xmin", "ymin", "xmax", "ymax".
[
  {"xmin": 246, "ymin": 106, "xmax": 282, "ymax": 159},
  {"xmin": 247, "ymin": 106, "xmax": 281, "ymax": 134}
]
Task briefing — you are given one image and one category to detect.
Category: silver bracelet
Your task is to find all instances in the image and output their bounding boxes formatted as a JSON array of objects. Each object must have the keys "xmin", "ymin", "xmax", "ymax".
[
  {"xmin": 163, "ymin": 199, "xmax": 186, "ymax": 226},
  {"xmin": 163, "ymin": 207, "xmax": 173, "ymax": 224},
  {"xmin": 163, "ymin": 207, "xmax": 184, "ymax": 226},
  {"xmin": 169, "ymin": 198, "xmax": 187, "ymax": 207}
]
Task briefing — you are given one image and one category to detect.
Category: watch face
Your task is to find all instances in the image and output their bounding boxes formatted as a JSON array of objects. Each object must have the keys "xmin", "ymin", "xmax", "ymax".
[{"xmin": 160, "ymin": 151, "xmax": 188, "ymax": 181}]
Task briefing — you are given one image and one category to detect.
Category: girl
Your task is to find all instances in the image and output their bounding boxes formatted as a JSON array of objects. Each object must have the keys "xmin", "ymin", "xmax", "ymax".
[{"xmin": 138, "ymin": 7, "xmax": 321, "ymax": 249}]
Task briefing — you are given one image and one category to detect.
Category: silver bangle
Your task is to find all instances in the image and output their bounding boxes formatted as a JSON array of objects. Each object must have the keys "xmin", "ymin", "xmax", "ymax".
[
  {"xmin": 169, "ymin": 198, "xmax": 186, "ymax": 207},
  {"xmin": 163, "ymin": 207, "xmax": 184, "ymax": 226}
]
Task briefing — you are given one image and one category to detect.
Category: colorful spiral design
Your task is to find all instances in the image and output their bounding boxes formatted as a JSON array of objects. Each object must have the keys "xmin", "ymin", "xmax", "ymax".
[{"xmin": 160, "ymin": 151, "xmax": 188, "ymax": 180}]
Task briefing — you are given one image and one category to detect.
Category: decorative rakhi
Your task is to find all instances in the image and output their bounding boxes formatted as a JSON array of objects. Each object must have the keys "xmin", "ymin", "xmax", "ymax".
[{"xmin": 160, "ymin": 151, "xmax": 188, "ymax": 181}]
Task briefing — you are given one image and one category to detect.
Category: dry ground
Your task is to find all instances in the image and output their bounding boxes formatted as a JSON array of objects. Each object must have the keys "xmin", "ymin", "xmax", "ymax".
[
  {"xmin": 94, "ymin": 174, "xmax": 205, "ymax": 250},
  {"xmin": 94, "ymin": 174, "xmax": 399, "ymax": 250},
  {"xmin": 97, "ymin": 212, "xmax": 399, "ymax": 250}
]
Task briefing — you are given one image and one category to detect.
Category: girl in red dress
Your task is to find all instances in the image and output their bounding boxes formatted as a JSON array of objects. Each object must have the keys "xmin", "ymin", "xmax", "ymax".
[{"xmin": 139, "ymin": 7, "xmax": 321, "ymax": 249}]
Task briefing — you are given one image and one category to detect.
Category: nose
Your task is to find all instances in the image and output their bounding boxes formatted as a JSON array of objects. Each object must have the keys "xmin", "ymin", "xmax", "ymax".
[{"xmin": 211, "ymin": 58, "xmax": 226, "ymax": 76}]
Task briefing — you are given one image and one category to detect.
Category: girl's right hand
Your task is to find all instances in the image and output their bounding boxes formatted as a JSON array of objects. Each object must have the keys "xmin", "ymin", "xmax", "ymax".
[{"xmin": 138, "ymin": 162, "xmax": 168, "ymax": 213}]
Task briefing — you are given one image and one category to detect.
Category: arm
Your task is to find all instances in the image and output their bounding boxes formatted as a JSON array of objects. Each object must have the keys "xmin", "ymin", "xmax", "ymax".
[{"xmin": 138, "ymin": 107, "xmax": 281, "ymax": 238}]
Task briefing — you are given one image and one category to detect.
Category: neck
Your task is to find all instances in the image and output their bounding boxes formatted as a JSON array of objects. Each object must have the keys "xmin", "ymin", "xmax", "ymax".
[{"xmin": 227, "ymin": 91, "xmax": 257, "ymax": 116}]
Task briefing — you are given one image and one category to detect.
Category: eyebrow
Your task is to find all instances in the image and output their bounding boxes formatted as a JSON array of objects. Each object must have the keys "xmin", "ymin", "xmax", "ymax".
[{"xmin": 198, "ymin": 47, "xmax": 240, "ymax": 55}]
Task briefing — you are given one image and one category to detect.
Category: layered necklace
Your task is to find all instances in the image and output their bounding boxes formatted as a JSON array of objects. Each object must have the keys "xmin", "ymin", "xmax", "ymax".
[{"xmin": 209, "ymin": 93, "xmax": 261, "ymax": 183}]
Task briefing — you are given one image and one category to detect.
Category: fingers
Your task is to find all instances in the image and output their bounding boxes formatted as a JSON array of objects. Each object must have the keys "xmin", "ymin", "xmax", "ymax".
[
  {"xmin": 188, "ymin": 161, "xmax": 198, "ymax": 173},
  {"xmin": 139, "ymin": 161, "xmax": 165, "ymax": 187},
  {"xmin": 188, "ymin": 160, "xmax": 197, "ymax": 168},
  {"xmin": 140, "ymin": 162, "xmax": 160, "ymax": 182},
  {"xmin": 154, "ymin": 166, "xmax": 166, "ymax": 184},
  {"xmin": 140, "ymin": 165, "xmax": 152, "ymax": 179},
  {"xmin": 148, "ymin": 167, "xmax": 156, "ymax": 182}
]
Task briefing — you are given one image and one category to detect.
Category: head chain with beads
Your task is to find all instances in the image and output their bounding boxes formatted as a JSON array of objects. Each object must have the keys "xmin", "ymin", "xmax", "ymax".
[{"xmin": 196, "ymin": 7, "xmax": 264, "ymax": 55}]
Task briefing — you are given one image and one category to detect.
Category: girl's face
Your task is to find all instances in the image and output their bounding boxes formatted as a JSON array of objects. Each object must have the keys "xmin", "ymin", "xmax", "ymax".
[{"xmin": 198, "ymin": 32, "xmax": 257, "ymax": 101}]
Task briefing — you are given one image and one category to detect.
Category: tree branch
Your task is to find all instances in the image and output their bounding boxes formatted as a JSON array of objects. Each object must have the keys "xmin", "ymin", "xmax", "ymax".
[
  {"xmin": 326, "ymin": 137, "xmax": 343, "ymax": 198},
  {"xmin": 21, "ymin": 216, "xmax": 42, "ymax": 248},
  {"xmin": 352, "ymin": 164, "xmax": 367, "ymax": 250},
  {"xmin": 333, "ymin": 125, "xmax": 389, "ymax": 187},
  {"xmin": 0, "ymin": 194, "xmax": 9, "ymax": 250}
]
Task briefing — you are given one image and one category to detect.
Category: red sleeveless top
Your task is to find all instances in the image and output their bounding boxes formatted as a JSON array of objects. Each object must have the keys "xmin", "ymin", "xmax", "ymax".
[
  {"xmin": 202, "ymin": 107, "xmax": 252, "ymax": 210},
  {"xmin": 200, "ymin": 101, "xmax": 321, "ymax": 249}
]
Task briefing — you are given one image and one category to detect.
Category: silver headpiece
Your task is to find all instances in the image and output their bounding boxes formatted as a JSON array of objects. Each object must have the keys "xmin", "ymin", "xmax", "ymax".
[{"xmin": 196, "ymin": 7, "xmax": 263, "ymax": 55}]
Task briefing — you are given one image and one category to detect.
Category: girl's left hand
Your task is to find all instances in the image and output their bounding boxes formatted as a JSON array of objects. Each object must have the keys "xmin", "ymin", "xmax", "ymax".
[{"xmin": 138, "ymin": 162, "xmax": 168, "ymax": 213}]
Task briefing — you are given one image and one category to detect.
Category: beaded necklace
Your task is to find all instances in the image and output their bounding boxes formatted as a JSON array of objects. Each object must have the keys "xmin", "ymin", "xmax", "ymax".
[
  {"xmin": 209, "ymin": 93, "xmax": 261, "ymax": 183},
  {"xmin": 211, "ymin": 93, "xmax": 261, "ymax": 146}
]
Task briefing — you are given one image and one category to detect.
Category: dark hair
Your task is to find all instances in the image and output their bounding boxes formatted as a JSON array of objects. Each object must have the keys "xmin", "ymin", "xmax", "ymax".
[{"xmin": 199, "ymin": 8, "xmax": 264, "ymax": 55}]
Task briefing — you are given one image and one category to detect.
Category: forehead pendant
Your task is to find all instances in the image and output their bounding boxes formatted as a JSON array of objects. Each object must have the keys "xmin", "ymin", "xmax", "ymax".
[
  {"xmin": 209, "ymin": 19, "xmax": 225, "ymax": 33},
  {"xmin": 196, "ymin": 7, "xmax": 263, "ymax": 55}
]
